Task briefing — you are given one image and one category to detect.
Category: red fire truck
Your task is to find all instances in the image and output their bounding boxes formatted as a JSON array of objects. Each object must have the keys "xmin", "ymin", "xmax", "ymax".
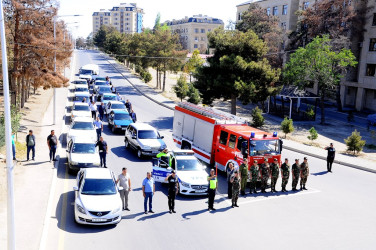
[{"xmin": 172, "ymin": 102, "xmax": 282, "ymax": 172}]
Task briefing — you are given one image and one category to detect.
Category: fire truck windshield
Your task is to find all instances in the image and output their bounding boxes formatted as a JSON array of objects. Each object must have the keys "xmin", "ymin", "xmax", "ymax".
[{"xmin": 249, "ymin": 139, "xmax": 280, "ymax": 156}]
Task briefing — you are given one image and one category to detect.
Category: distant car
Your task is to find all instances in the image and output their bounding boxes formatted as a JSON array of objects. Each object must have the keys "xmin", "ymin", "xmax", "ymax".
[
  {"xmin": 94, "ymin": 77, "xmax": 107, "ymax": 82},
  {"xmin": 79, "ymin": 64, "xmax": 99, "ymax": 80},
  {"xmin": 67, "ymin": 117, "xmax": 96, "ymax": 143},
  {"xmin": 73, "ymin": 168, "xmax": 122, "ymax": 225},
  {"xmin": 66, "ymin": 137, "xmax": 100, "ymax": 173},
  {"xmin": 152, "ymin": 150, "xmax": 209, "ymax": 195},
  {"xmin": 96, "ymin": 86, "xmax": 112, "ymax": 100},
  {"xmin": 93, "ymin": 81, "xmax": 108, "ymax": 93},
  {"xmin": 71, "ymin": 103, "xmax": 91, "ymax": 122},
  {"xmin": 105, "ymin": 101, "xmax": 127, "ymax": 115},
  {"xmin": 70, "ymin": 80, "xmax": 88, "ymax": 91},
  {"xmin": 73, "ymin": 93, "xmax": 90, "ymax": 104},
  {"xmin": 124, "ymin": 123, "xmax": 166, "ymax": 158},
  {"xmin": 99, "ymin": 93, "xmax": 117, "ymax": 105},
  {"xmin": 108, "ymin": 110, "xmax": 133, "ymax": 133},
  {"xmin": 367, "ymin": 114, "xmax": 376, "ymax": 126},
  {"xmin": 74, "ymin": 85, "xmax": 89, "ymax": 94}
]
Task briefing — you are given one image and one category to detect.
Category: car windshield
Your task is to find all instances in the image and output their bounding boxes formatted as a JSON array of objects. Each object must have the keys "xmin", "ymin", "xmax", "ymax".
[
  {"xmin": 114, "ymin": 113, "xmax": 131, "ymax": 120},
  {"xmin": 103, "ymin": 95, "xmax": 116, "ymax": 101},
  {"xmin": 72, "ymin": 122, "xmax": 94, "ymax": 130},
  {"xmin": 80, "ymin": 69, "xmax": 93, "ymax": 75},
  {"xmin": 75, "ymin": 88, "xmax": 88, "ymax": 92},
  {"xmin": 250, "ymin": 140, "xmax": 280, "ymax": 156},
  {"xmin": 111, "ymin": 104, "xmax": 126, "ymax": 110},
  {"xmin": 95, "ymin": 82, "xmax": 106, "ymax": 86},
  {"xmin": 73, "ymin": 105, "xmax": 89, "ymax": 111},
  {"xmin": 81, "ymin": 179, "xmax": 117, "ymax": 195},
  {"xmin": 74, "ymin": 96, "xmax": 89, "ymax": 102},
  {"xmin": 99, "ymin": 87, "xmax": 112, "ymax": 93},
  {"xmin": 96, "ymin": 78, "xmax": 106, "ymax": 81},
  {"xmin": 176, "ymin": 158, "xmax": 202, "ymax": 171},
  {"xmin": 72, "ymin": 143, "xmax": 96, "ymax": 154},
  {"xmin": 138, "ymin": 130, "xmax": 158, "ymax": 139},
  {"xmin": 74, "ymin": 81, "xmax": 86, "ymax": 84}
]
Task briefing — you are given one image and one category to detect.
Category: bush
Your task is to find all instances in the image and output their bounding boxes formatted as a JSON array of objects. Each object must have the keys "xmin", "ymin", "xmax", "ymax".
[
  {"xmin": 281, "ymin": 117, "xmax": 294, "ymax": 138},
  {"xmin": 187, "ymin": 84, "xmax": 201, "ymax": 104},
  {"xmin": 142, "ymin": 71, "xmax": 152, "ymax": 83},
  {"xmin": 173, "ymin": 75, "xmax": 189, "ymax": 102},
  {"xmin": 251, "ymin": 106, "xmax": 264, "ymax": 128},
  {"xmin": 307, "ymin": 127, "xmax": 318, "ymax": 143},
  {"xmin": 0, "ymin": 105, "xmax": 22, "ymax": 148},
  {"xmin": 135, "ymin": 65, "xmax": 143, "ymax": 74},
  {"xmin": 344, "ymin": 129, "xmax": 366, "ymax": 155},
  {"xmin": 305, "ymin": 105, "xmax": 315, "ymax": 120}
]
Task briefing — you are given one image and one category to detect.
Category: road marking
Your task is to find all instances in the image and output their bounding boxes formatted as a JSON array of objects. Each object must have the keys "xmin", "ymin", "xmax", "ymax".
[{"xmin": 58, "ymin": 165, "xmax": 69, "ymax": 250}]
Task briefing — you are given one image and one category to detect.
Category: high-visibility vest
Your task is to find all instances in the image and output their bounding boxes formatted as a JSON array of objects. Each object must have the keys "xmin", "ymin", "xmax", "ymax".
[{"xmin": 209, "ymin": 178, "xmax": 217, "ymax": 189}]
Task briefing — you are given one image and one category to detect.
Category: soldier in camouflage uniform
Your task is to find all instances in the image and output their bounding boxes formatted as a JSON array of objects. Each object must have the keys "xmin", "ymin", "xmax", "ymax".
[
  {"xmin": 249, "ymin": 160, "xmax": 259, "ymax": 194},
  {"xmin": 239, "ymin": 158, "xmax": 249, "ymax": 196},
  {"xmin": 291, "ymin": 159, "xmax": 300, "ymax": 191},
  {"xmin": 259, "ymin": 157, "xmax": 270, "ymax": 193},
  {"xmin": 230, "ymin": 171, "xmax": 240, "ymax": 207},
  {"xmin": 300, "ymin": 157, "xmax": 309, "ymax": 190},
  {"xmin": 280, "ymin": 158, "xmax": 290, "ymax": 192},
  {"xmin": 270, "ymin": 158, "xmax": 280, "ymax": 192}
]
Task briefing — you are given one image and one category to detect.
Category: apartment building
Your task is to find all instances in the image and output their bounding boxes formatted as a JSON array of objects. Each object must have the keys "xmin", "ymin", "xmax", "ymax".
[
  {"xmin": 164, "ymin": 15, "xmax": 224, "ymax": 53},
  {"xmin": 92, "ymin": 3, "xmax": 143, "ymax": 35}
]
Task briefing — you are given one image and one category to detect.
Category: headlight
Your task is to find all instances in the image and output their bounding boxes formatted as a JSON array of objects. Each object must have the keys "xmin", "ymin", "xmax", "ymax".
[
  {"xmin": 180, "ymin": 181, "xmax": 190, "ymax": 188},
  {"xmin": 113, "ymin": 207, "xmax": 121, "ymax": 213},
  {"xmin": 76, "ymin": 204, "xmax": 86, "ymax": 214}
]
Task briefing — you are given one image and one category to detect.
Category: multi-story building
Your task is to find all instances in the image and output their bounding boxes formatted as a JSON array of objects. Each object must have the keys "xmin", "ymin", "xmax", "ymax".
[
  {"xmin": 92, "ymin": 3, "xmax": 143, "ymax": 35},
  {"xmin": 164, "ymin": 15, "xmax": 224, "ymax": 53}
]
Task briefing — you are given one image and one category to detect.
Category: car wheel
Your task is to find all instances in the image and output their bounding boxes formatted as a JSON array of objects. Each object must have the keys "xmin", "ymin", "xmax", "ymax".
[
  {"xmin": 125, "ymin": 139, "xmax": 129, "ymax": 149},
  {"xmin": 137, "ymin": 149, "xmax": 143, "ymax": 158}
]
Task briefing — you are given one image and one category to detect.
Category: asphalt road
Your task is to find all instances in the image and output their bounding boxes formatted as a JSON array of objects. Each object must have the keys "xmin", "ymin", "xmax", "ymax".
[{"xmin": 43, "ymin": 50, "xmax": 376, "ymax": 250}]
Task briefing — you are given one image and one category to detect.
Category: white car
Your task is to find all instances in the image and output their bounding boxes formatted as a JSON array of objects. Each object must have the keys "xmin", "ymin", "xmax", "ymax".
[
  {"xmin": 66, "ymin": 137, "xmax": 100, "ymax": 173},
  {"xmin": 74, "ymin": 85, "xmax": 89, "ymax": 95},
  {"xmin": 71, "ymin": 103, "xmax": 91, "ymax": 122},
  {"xmin": 67, "ymin": 117, "xmax": 96, "ymax": 143},
  {"xmin": 105, "ymin": 101, "xmax": 127, "ymax": 115},
  {"xmin": 152, "ymin": 150, "xmax": 209, "ymax": 195},
  {"xmin": 73, "ymin": 168, "xmax": 122, "ymax": 225}
]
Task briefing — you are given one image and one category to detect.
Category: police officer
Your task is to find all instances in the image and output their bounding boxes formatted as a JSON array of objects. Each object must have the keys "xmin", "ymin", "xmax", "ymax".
[
  {"xmin": 207, "ymin": 169, "xmax": 217, "ymax": 211},
  {"xmin": 280, "ymin": 158, "xmax": 290, "ymax": 192},
  {"xmin": 291, "ymin": 159, "xmax": 300, "ymax": 191},
  {"xmin": 300, "ymin": 157, "xmax": 309, "ymax": 190},
  {"xmin": 259, "ymin": 157, "xmax": 270, "ymax": 193},
  {"xmin": 239, "ymin": 158, "xmax": 248, "ymax": 196},
  {"xmin": 249, "ymin": 160, "xmax": 259, "ymax": 194},
  {"xmin": 165, "ymin": 170, "xmax": 179, "ymax": 213},
  {"xmin": 270, "ymin": 158, "xmax": 280, "ymax": 192},
  {"xmin": 325, "ymin": 143, "xmax": 335, "ymax": 172},
  {"xmin": 156, "ymin": 148, "xmax": 171, "ymax": 167}
]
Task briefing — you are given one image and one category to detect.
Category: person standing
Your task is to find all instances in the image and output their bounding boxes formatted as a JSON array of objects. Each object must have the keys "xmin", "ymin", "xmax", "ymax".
[
  {"xmin": 239, "ymin": 158, "xmax": 248, "ymax": 196},
  {"xmin": 26, "ymin": 130, "xmax": 36, "ymax": 161},
  {"xmin": 116, "ymin": 93, "xmax": 122, "ymax": 101},
  {"xmin": 89, "ymin": 93, "xmax": 95, "ymax": 103},
  {"xmin": 270, "ymin": 158, "xmax": 280, "ymax": 193},
  {"xmin": 47, "ymin": 130, "xmax": 58, "ymax": 162},
  {"xmin": 93, "ymin": 117, "xmax": 103, "ymax": 142},
  {"xmin": 95, "ymin": 136, "xmax": 108, "ymax": 168},
  {"xmin": 249, "ymin": 160, "xmax": 259, "ymax": 194},
  {"xmin": 129, "ymin": 109, "xmax": 137, "ymax": 123},
  {"xmin": 226, "ymin": 162, "xmax": 235, "ymax": 199},
  {"xmin": 11, "ymin": 133, "xmax": 16, "ymax": 161},
  {"xmin": 89, "ymin": 101, "xmax": 97, "ymax": 119},
  {"xmin": 116, "ymin": 167, "xmax": 131, "ymax": 211},
  {"xmin": 207, "ymin": 169, "xmax": 217, "ymax": 211},
  {"xmin": 82, "ymin": 97, "xmax": 86, "ymax": 103},
  {"xmin": 280, "ymin": 158, "xmax": 290, "ymax": 192},
  {"xmin": 97, "ymin": 102, "xmax": 105, "ymax": 121},
  {"xmin": 325, "ymin": 143, "xmax": 336, "ymax": 172},
  {"xmin": 300, "ymin": 157, "xmax": 309, "ymax": 190},
  {"xmin": 142, "ymin": 172, "xmax": 155, "ymax": 214},
  {"xmin": 165, "ymin": 170, "xmax": 179, "ymax": 213},
  {"xmin": 259, "ymin": 158, "xmax": 270, "ymax": 193},
  {"xmin": 291, "ymin": 159, "xmax": 300, "ymax": 191},
  {"xmin": 230, "ymin": 171, "xmax": 240, "ymax": 208},
  {"xmin": 125, "ymin": 99, "xmax": 132, "ymax": 113}
]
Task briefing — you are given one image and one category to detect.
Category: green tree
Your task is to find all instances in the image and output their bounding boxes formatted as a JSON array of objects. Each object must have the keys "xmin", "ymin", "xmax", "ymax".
[
  {"xmin": 307, "ymin": 127, "xmax": 318, "ymax": 144},
  {"xmin": 173, "ymin": 75, "xmax": 189, "ymax": 102},
  {"xmin": 187, "ymin": 84, "xmax": 201, "ymax": 104},
  {"xmin": 154, "ymin": 12, "xmax": 161, "ymax": 31},
  {"xmin": 281, "ymin": 117, "xmax": 294, "ymax": 138},
  {"xmin": 93, "ymin": 25, "xmax": 117, "ymax": 49},
  {"xmin": 0, "ymin": 106, "xmax": 22, "ymax": 148},
  {"xmin": 103, "ymin": 31, "xmax": 127, "ymax": 62},
  {"xmin": 184, "ymin": 49, "xmax": 204, "ymax": 82},
  {"xmin": 194, "ymin": 28, "xmax": 280, "ymax": 115},
  {"xmin": 251, "ymin": 106, "xmax": 265, "ymax": 128},
  {"xmin": 283, "ymin": 35, "xmax": 357, "ymax": 124},
  {"xmin": 345, "ymin": 129, "xmax": 366, "ymax": 155}
]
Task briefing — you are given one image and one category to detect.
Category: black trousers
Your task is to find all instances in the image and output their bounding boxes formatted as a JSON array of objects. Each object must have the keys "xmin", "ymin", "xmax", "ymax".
[
  {"xmin": 91, "ymin": 111, "xmax": 96, "ymax": 119},
  {"xmin": 227, "ymin": 181, "xmax": 232, "ymax": 198},
  {"xmin": 168, "ymin": 191, "xmax": 176, "ymax": 211},
  {"xmin": 327, "ymin": 157, "xmax": 334, "ymax": 171},
  {"xmin": 208, "ymin": 189, "xmax": 216, "ymax": 209}
]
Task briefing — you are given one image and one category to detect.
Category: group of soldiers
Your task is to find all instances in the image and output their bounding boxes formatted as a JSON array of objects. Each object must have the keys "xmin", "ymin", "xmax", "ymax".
[{"xmin": 232, "ymin": 156, "xmax": 310, "ymax": 196}]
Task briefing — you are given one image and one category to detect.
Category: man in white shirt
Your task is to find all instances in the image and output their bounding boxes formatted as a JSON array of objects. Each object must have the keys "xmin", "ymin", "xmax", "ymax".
[
  {"xmin": 116, "ymin": 167, "xmax": 131, "ymax": 211},
  {"xmin": 89, "ymin": 101, "xmax": 97, "ymax": 119}
]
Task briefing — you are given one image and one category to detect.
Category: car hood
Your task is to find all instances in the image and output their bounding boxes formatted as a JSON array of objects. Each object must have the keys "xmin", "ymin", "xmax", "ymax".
[
  {"xmin": 79, "ymin": 74, "xmax": 92, "ymax": 80},
  {"xmin": 114, "ymin": 119, "xmax": 133, "ymax": 126},
  {"xmin": 139, "ymin": 139, "xmax": 165, "ymax": 149},
  {"xmin": 177, "ymin": 170, "xmax": 208, "ymax": 185},
  {"xmin": 70, "ymin": 153, "xmax": 100, "ymax": 164},
  {"xmin": 79, "ymin": 193, "xmax": 122, "ymax": 212},
  {"xmin": 68, "ymin": 129, "xmax": 96, "ymax": 141},
  {"xmin": 71, "ymin": 111, "xmax": 91, "ymax": 117}
]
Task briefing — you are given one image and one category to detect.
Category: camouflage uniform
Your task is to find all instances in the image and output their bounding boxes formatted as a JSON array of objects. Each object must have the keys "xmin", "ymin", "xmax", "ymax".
[
  {"xmin": 300, "ymin": 162, "xmax": 309, "ymax": 190},
  {"xmin": 231, "ymin": 176, "xmax": 240, "ymax": 207},
  {"xmin": 291, "ymin": 163, "xmax": 300, "ymax": 191},
  {"xmin": 280, "ymin": 162, "xmax": 290, "ymax": 192},
  {"xmin": 249, "ymin": 164, "xmax": 259, "ymax": 194},
  {"xmin": 270, "ymin": 162, "xmax": 280, "ymax": 192},
  {"xmin": 239, "ymin": 163, "xmax": 248, "ymax": 195},
  {"xmin": 259, "ymin": 163, "xmax": 270, "ymax": 193}
]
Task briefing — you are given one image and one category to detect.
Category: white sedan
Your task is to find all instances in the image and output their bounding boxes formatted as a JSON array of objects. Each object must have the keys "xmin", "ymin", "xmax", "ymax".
[
  {"xmin": 66, "ymin": 137, "xmax": 100, "ymax": 174},
  {"xmin": 73, "ymin": 168, "xmax": 122, "ymax": 225},
  {"xmin": 70, "ymin": 103, "xmax": 91, "ymax": 123},
  {"xmin": 105, "ymin": 101, "xmax": 127, "ymax": 115},
  {"xmin": 67, "ymin": 117, "xmax": 96, "ymax": 143}
]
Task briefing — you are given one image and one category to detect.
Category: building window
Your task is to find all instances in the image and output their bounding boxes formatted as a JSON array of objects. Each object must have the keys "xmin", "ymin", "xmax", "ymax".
[
  {"xmin": 282, "ymin": 5, "xmax": 288, "ymax": 15},
  {"xmin": 208, "ymin": 29, "xmax": 211, "ymax": 32},
  {"xmin": 303, "ymin": 2, "xmax": 310, "ymax": 10},
  {"xmin": 238, "ymin": 12, "xmax": 241, "ymax": 21},
  {"xmin": 366, "ymin": 64, "xmax": 376, "ymax": 76},
  {"xmin": 373, "ymin": 14, "xmax": 376, "ymax": 26},
  {"xmin": 369, "ymin": 38, "xmax": 376, "ymax": 51},
  {"xmin": 201, "ymin": 37, "xmax": 205, "ymax": 41},
  {"xmin": 273, "ymin": 6, "xmax": 278, "ymax": 16},
  {"xmin": 201, "ymin": 29, "xmax": 205, "ymax": 33},
  {"xmin": 195, "ymin": 37, "xmax": 198, "ymax": 42},
  {"xmin": 194, "ymin": 44, "xmax": 198, "ymax": 49},
  {"xmin": 266, "ymin": 7, "xmax": 271, "ymax": 16},
  {"xmin": 195, "ymin": 28, "xmax": 199, "ymax": 33},
  {"xmin": 281, "ymin": 22, "xmax": 287, "ymax": 30}
]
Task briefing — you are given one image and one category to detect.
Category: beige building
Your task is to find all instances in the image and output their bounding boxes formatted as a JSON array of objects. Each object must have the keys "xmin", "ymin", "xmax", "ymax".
[
  {"xmin": 164, "ymin": 15, "xmax": 224, "ymax": 53},
  {"xmin": 92, "ymin": 3, "xmax": 144, "ymax": 35}
]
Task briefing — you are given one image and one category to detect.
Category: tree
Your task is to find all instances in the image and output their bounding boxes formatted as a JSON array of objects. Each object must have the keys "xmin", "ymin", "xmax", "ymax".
[
  {"xmin": 173, "ymin": 75, "xmax": 189, "ymax": 101},
  {"xmin": 154, "ymin": 12, "xmax": 161, "ymax": 31},
  {"xmin": 76, "ymin": 37, "xmax": 86, "ymax": 49},
  {"xmin": 184, "ymin": 49, "xmax": 204, "ymax": 82},
  {"xmin": 307, "ymin": 127, "xmax": 318, "ymax": 144},
  {"xmin": 345, "ymin": 129, "xmax": 366, "ymax": 155},
  {"xmin": 281, "ymin": 117, "xmax": 294, "ymax": 138},
  {"xmin": 194, "ymin": 28, "xmax": 280, "ymax": 115},
  {"xmin": 283, "ymin": 35, "xmax": 357, "ymax": 125},
  {"xmin": 93, "ymin": 25, "xmax": 117, "ymax": 49},
  {"xmin": 251, "ymin": 106, "xmax": 264, "ymax": 128},
  {"xmin": 187, "ymin": 84, "xmax": 201, "ymax": 104}
]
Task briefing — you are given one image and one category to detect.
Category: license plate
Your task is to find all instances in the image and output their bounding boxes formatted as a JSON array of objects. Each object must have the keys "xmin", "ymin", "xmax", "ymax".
[
  {"xmin": 122, "ymin": 128, "xmax": 127, "ymax": 130},
  {"xmin": 196, "ymin": 189, "xmax": 207, "ymax": 193},
  {"xmin": 92, "ymin": 218, "xmax": 106, "ymax": 222}
]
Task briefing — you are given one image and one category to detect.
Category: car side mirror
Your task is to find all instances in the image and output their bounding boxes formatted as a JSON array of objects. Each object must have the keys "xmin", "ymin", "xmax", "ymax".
[
  {"xmin": 118, "ymin": 186, "xmax": 124, "ymax": 191},
  {"xmin": 73, "ymin": 186, "xmax": 78, "ymax": 191}
]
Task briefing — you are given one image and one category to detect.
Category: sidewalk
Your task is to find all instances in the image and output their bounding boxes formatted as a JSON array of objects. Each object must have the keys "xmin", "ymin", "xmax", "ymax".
[{"xmin": 100, "ymin": 52, "xmax": 376, "ymax": 173}]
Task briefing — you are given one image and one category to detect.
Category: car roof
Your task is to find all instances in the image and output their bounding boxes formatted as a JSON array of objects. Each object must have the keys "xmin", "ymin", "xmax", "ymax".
[
  {"xmin": 71, "ymin": 137, "xmax": 96, "ymax": 144},
  {"xmin": 98, "ymin": 85, "xmax": 111, "ymax": 88},
  {"xmin": 73, "ymin": 102, "xmax": 89, "ymax": 107},
  {"xmin": 74, "ymin": 92, "xmax": 90, "ymax": 97},
  {"xmin": 72, "ymin": 117, "xmax": 93, "ymax": 122},
  {"xmin": 72, "ymin": 80, "xmax": 87, "ymax": 83},
  {"xmin": 95, "ymin": 80, "xmax": 106, "ymax": 83},
  {"xmin": 84, "ymin": 168, "xmax": 113, "ymax": 179},
  {"xmin": 131, "ymin": 123, "xmax": 156, "ymax": 131},
  {"xmin": 75, "ymin": 85, "xmax": 88, "ymax": 88},
  {"xmin": 108, "ymin": 101, "xmax": 124, "ymax": 105},
  {"xmin": 112, "ymin": 109, "xmax": 129, "ymax": 114}
]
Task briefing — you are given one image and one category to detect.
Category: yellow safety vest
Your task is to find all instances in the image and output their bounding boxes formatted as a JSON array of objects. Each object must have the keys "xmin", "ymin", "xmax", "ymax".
[{"xmin": 209, "ymin": 178, "xmax": 217, "ymax": 189}]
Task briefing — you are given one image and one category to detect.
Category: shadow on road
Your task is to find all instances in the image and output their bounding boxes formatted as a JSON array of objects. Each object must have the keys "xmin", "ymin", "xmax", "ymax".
[
  {"xmin": 147, "ymin": 117, "xmax": 173, "ymax": 131},
  {"xmin": 137, "ymin": 211, "xmax": 169, "ymax": 221},
  {"xmin": 181, "ymin": 209, "xmax": 208, "ymax": 220},
  {"xmin": 312, "ymin": 171, "xmax": 329, "ymax": 176},
  {"xmin": 121, "ymin": 211, "xmax": 144, "ymax": 220}
]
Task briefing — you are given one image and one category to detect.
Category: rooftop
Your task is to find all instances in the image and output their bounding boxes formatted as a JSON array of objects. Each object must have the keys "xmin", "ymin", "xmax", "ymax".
[
  {"xmin": 236, "ymin": 0, "xmax": 263, "ymax": 7},
  {"xmin": 165, "ymin": 14, "xmax": 224, "ymax": 26}
]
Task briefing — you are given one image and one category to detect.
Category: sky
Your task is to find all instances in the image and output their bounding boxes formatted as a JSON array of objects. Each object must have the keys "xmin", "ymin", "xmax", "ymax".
[{"xmin": 58, "ymin": 0, "xmax": 242, "ymax": 38}]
